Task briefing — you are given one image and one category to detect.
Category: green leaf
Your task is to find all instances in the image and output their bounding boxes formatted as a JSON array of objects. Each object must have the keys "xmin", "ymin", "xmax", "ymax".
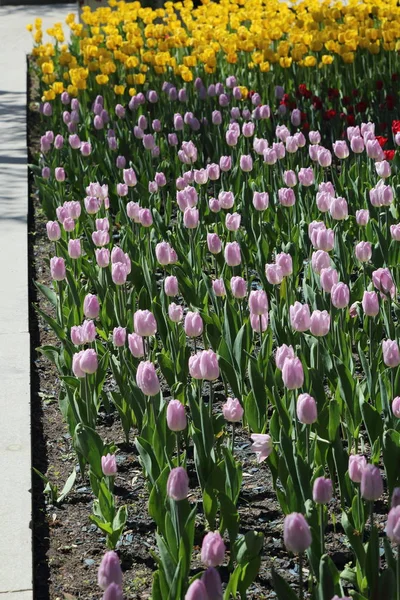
[
  {"xmin": 57, "ymin": 468, "xmax": 76, "ymax": 503},
  {"xmin": 271, "ymin": 569, "xmax": 300, "ymax": 600}
]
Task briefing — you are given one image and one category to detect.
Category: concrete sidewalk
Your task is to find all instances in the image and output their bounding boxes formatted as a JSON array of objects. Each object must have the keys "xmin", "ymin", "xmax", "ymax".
[{"xmin": 0, "ymin": 4, "xmax": 75, "ymax": 597}]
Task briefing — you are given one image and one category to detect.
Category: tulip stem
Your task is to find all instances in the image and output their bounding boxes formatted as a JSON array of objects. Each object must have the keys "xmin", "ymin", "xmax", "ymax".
[
  {"xmin": 209, "ymin": 380, "xmax": 214, "ymax": 420},
  {"xmin": 176, "ymin": 432, "xmax": 180, "ymax": 467},
  {"xmin": 319, "ymin": 504, "xmax": 325, "ymax": 556},
  {"xmin": 57, "ymin": 280, "xmax": 64, "ymax": 330},
  {"xmin": 231, "ymin": 423, "xmax": 235, "ymax": 453},
  {"xmin": 298, "ymin": 552, "xmax": 304, "ymax": 600}
]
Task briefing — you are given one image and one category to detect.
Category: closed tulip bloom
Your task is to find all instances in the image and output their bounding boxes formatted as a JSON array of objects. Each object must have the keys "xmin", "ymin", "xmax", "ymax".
[
  {"xmin": 283, "ymin": 170, "xmax": 297, "ymax": 187},
  {"xmin": 213, "ymin": 279, "xmax": 226, "ymax": 297},
  {"xmin": 156, "ymin": 241, "xmax": 173, "ymax": 266},
  {"xmin": 314, "ymin": 228, "xmax": 335, "ymax": 252},
  {"xmin": 98, "ymin": 551, "xmax": 123, "ymax": 590},
  {"xmin": 283, "ymin": 513, "xmax": 312, "ymax": 554},
  {"xmin": 194, "ymin": 169, "xmax": 208, "ymax": 185},
  {"xmin": 391, "ymin": 225, "xmax": 400, "ymax": 241},
  {"xmin": 230, "ymin": 276, "xmax": 247, "ymax": 299},
  {"xmin": 72, "ymin": 351, "xmax": 86, "ymax": 378},
  {"xmin": 361, "ymin": 464, "xmax": 383, "ymax": 501},
  {"xmin": 249, "ymin": 290, "xmax": 268, "ymax": 315},
  {"xmin": 185, "ymin": 580, "xmax": 208, "ymax": 600},
  {"xmin": 80, "ymin": 320, "xmax": 95, "ymax": 344},
  {"xmin": 67, "ymin": 239, "xmax": 81, "ymax": 260},
  {"xmin": 348, "ymin": 454, "xmax": 367, "ymax": 483},
  {"xmin": 116, "ymin": 183, "xmax": 128, "ymax": 197},
  {"xmin": 286, "ymin": 136, "xmax": 298, "ymax": 154},
  {"xmin": 167, "ymin": 467, "xmax": 189, "ymax": 501},
  {"xmin": 309, "ymin": 131, "xmax": 321, "ymax": 144},
  {"xmin": 330, "ymin": 197, "xmax": 348, "ymax": 220},
  {"xmin": 282, "ymin": 357, "xmax": 304, "ymax": 390},
  {"xmin": 386, "ymin": 506, "xmax": 400, "ymax": 544},
  {"xmin": 63, "ymin": 217, "xmax": 75, "ymax": 233},
  {"xmin": 362, "ymin": 291, "xmax": 379, "ymax": 317},
  {"xmin": 96, "ymin": 248, "xmax": 110, "ymax": 268},
  {"xmin": 168, "ymin": 303, "xmax": 183, "ymax": 323},
  {"xmin": 372, "ymin": 268, "xmax": 395, "ymax": 298},
  {"xmin": 183, "ymin": 207, "xmax": 199, "ymax": 229},
  {"xmin": 71, "ymin": 326, "xmax": 83, "ymax": 346},
  {"xmin": 139, "ymin": 208, "xmax": 153, "ymax": 227},
  {"xmin": 202, "ymin": 567, "xmax": 223, "ymax": 600},
  {"xmin": 55, "ymin": 167, "xmax": 65, "ymax": 182},
  {"xmin": 165, "ymin": 276, "xmax": 179, "ymax": 297},
  {"xmin": 167, "ymin": 400, "xmax": 187, "ymax": 431},
  {"xmin": 101, "ymin": 453, "xmax": 117, "ymax": 476},
  {"xmin": 80, "ymin": 348, "xmax": 98, "ymax": 374},
  {"xmin": 209, "ymin": 198, "xmax": 221, "ymax": 213},
  {"xmin": 290, "ymin": 108, "xmax": 301, "ymax": 127},
  {"xmin": 310, "ymin": 310, "xmax": 330, "ymax": 336},
  {"xmin": 275, "ymin": 344, "xmax": 295, "ymax": 370},
  {"xmin": 102, "ymin": 583, "xmax": 123, "ymax": 600},
  {"xmin": 46, "ymin": 221, "xmax": 61, "ymax": 241},
  {"xmin": 224, "ymin": 242, "xmax": 241, "ymax": 266},
  {"xmin": 392, "ymin": 397, "xmax": 400, "ymax": 418},
  {"xmin": 375, "ymin": 160, "xmax": 391, "ymax": 179},
  {"xmin": 242, "ymin": 122, "xmax": 255, "ymax": 137},
  {"xmin": 318, "ymin": 148, "xmax": 332, "ymax": 168},
  {"xmin": 313, "ymin": 477, "xmax": 333, "ymax": 504},
  {"xmin": 392, "ymin": 488, "xmax": 400, "ymax": 507},
  {"xmin": 366, "ymin": 139, "xmax": 384, "ymax": 161},
  {"xmin": 250, "ymin": 311, "xmax": 268, "ymax": 332},
  {"xmin": 350, "ymin": 135, "xmax": 364, "ymax": 153},
  {"xmin": 331, "ymin": 283, "xmax": 350, "ymax": 309},
  {"xmin": 290, "ymin": 302, "xmax": 311, "ymax": 332},
  {"xmin": 316, "ymin": 191, "xmax": 332, "ymax": 213},
  {"xmin": 112, "ymin": 263, "xmax": 128, "ymax": 285},
  {"xmin": 207, "ymin": 163, "xmax": 220, "ymax": 181},
  {"xmin": 219, "ymin": 156, "xmax": 232, "ymax": 171},
  {"xmin": 298, "ymin": 167, "xmax": 314, "ymax": 187},
  {"xmin": 265, "ymin": 264, "xmax": 284, "ymax": 285},
  {"xmin": 136, "ymin": 361, "xmax": 160, "ymax": 396},
  {"xmin": 92, "ymin": 230, "xmax": 109, "ymax": 247},
  {"xmin": 207, "ymin": 233, "xmax": 222, "ymax": 255},
  {"xmin": 252, "ymin": 191, "xmax": 269, "ymax": 211},
  {"xmin": 218, "ymin": 191, "xmax": 234, "ymax": 209},
  {"xmin": 355, "ymin": 241, "xmax": 372, "ymax": 262},
  {"xmin": 113, "ymin": 327, "xmax": 126, "ymax": 347},
  {"xmin": 333, "ymin": 141, "xmax": 349, "ymax": 159},
  {"xmin": 189, "ymin": 353, "xmax": 202, "ymax": 379},
  {"xmin": 320, "ymin": 268, "xmax": 339, "ymax": 293},
  {"xmin": 134, "ymin": 310, "xmax": 157, "ymax": 337},
  {"xmin": 50, "ymin": 256, "xmax": 66, "ymax": 281},
  {"xmin": 250, "ymin": 433, "xmax": 273, "ymax": 462},
  {"xmin": 128, "ymin": 332, "xmax": 144, "ymax": 358},
  {"xmin": 382, "ymin": 340, "xmax": 400, "ymax": 367},
  {"xmin": 225, "ymin": 212, "xmax": 241, "ymax": 231},
  {"xmin": 222, "ymin": 398, "xmax": 243, "ymax": 422},
  {"xmin": 278, "ymin": 188, "xmax": 296, "ymax": 207},
  {"xmin": 199, "ymin": 349, "xmax": 219, "ymax": 380},
  {"xmin": 184, "ymin": 312, "xmax": 203, "ymax": 337},
  {"xmin": 239, "ymin": 155, "xmax": 253, "ymax": 172},
  {"xmin": 263, "ymin": 148, "xmax": 277, "ymax": 165},
  {"xmin": 311, "ymin": 250, "xmax": 331, "ymax": 274},
  {"xmin": 297, "ymin": 393, "xmax": 317, "ymax": 424},
  {"xmin": 201, "ymin": 532, "xmax": 225, "ymax": 567},
  {"xmin": 83, "ymin": 294, "xmax": 100, "ymax": 319},
  {"xmin": 309, "ymin": 144, "xmax": 321, "ymax": 161}
]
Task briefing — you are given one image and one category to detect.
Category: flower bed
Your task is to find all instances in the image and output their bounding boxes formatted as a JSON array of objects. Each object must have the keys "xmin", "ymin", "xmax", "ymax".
[{"xmin": 28, "ymin": 1, "xmax": 400, "ymax": 599}]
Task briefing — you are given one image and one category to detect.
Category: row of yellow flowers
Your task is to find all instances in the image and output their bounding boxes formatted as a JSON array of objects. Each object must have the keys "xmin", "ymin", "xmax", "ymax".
[{"xmin": 28, "ymin": 0, "xmax": 400, "ymax": 101}]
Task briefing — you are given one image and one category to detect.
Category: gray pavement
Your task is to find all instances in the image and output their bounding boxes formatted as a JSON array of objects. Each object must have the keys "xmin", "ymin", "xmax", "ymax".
[{"xmin": 0, "ymin": 3, "xmax": 75, "ymax": 596}]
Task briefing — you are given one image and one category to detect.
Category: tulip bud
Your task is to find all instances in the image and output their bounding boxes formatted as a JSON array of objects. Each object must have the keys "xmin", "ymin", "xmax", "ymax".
[
  {"xmin": 312, "ymin": 477, "xmax": 333, "ymax": 504},
  {"xmin": 250, "ymin": 433, "xmax": 273, "ymax": 462},
  {"xmin": 248, "ymin": 290, "xmax": 268, "ymax": 315},
  {"xmin": 222, "ymin": 398, "xmax": 243, "ymax": 422},
  {"xmin": 207, "ymin": 233, "xmax": 222, "ymax": 255},
  {"xmin": 169, "ymin": 302, "xmax": 183, "ymax": 323},
  {"xmin": 392, "ymin": 487, "xmax": 400, "ymax": 507},
  {"xmin": 202, "ymin": 567, "xmax": 223, "ymax": 600},
  {"xmin": 128, "ymin": 332, "xmax": 144, "ymax": 358},
  {"xmin": 201, "ymin": 531, "xmax": 225, "ymax": 567},
  {"xmin": 50, "ymin": 256, "xmax": 66, "ymax": 281},
  {"xmin": 167, "ymin": 400, "xmax": 187, "ymax": 431},
  {"xmin": 136, "ymin": 361, "xmax": 160, "ymax": 396},
  {"xmin": 83, "ymin": 294, "xmax": 100, "ymax": 319},
  {"xmin": 362, "ymin": 291, "xmax": 379, "ymax": 317},
  {"xmin": 98, "ymin": 551, "xmax": 123, "ymax": 590},
  {"xmin": 275, "ymin": 344, "xmax": 295, "ymax": 370},
  {"xmin": 360, "ymin": 464, "xmax": 383, "ymax": 500},
  {"xmin": 46, "ymin": 221, "xmax": 61, "ymax": 241},
  {"xmin": 165, "ymin": 276, "xmax": 179, "ymax": 297},
  {"xmin": 296, "ymin": 393, "xmax": 317, "ymax": 424},
  {"xmin": 282, "ymin": 358, "xmax": 304, "ymax": 390},
  {"xmin": 230, "ymin": 276, "xmax": 247, "ymax": 299},
  {"xmin": 185, "ymin": 580, "xmax": 208, "ymax": 600},
  {"xmin": 101, "ymin": 453, "xmax": 117, "ymax": 476},
  {"xmin": 290, "ymin": 302, "xmax": 311, "ymax": 332},
  {"xmin": 283, "ymin": 513, "xmax": 312, "ymax": 553},
  {"xmin": 167, "ymin": 467, "xmax": 189, "ymax": 501},
  {"xmin": 382, "ymin": 340, "xmax": 400, "ymax": 368},
  {"xmin": 355, "ymin": 241, "xmax": 372, "ymax": 262},
  {"xmin": 68, "ymin": 239, "xmax": 81, "ymax": 259},
  {"xmin": 184, "ymin": 312, "xmax": 203, "ymax": 337},
  {"xmin": 134, "ymin": 310, "xmax": 157, "ymax": 337},
  {"xmin": 113, "ymin": 327, "xmax": 126, "ymax": 348},
  {"xmin": 348, "ymin": 454, "xmax": 367, "ymax": 483}
]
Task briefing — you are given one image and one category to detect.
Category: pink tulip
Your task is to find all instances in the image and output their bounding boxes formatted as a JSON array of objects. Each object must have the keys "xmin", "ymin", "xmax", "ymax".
[
  {"xmin": 168, "ymin": 303, "xmax": 183, "ymax": 323},
  {"xmin": 165, "ymin": 276, "xmax": 179, "ymax": 297},
  {"xmin": 320, "ymin": 267, "xmax": 339, "ymax": 293},
  {"xmin": 382, "ymin": 340, "xmax": 400, "ymax": 367},
  {"xmin": 275, "ymin": 253, "xmax": 293, "ymax": 277},
  {"xmin": 283, "ymin": 513, "xmax": 312, "ymax": 553},
  {"xmin": 183, "ymin": 207, "xmax": 199, "ymax": 229},
  {"xmin": 213, "ymin": 278, "xmax": 226, "ymax": 297},
  {"xmin": 372, "ymin": 268, "xmax": 395, "ymax": 298},
  {"xmin": 222, "ymin": 398, "xmax": 244, "ymax": 422},
  {"xmin": 252, "ymin": 191, "xmax": 269, "ymax": 211},
  {"xmin": 297, "ymin": 393, "xmax": 317, "ymax": 424},
  {"xmin": 333, "ymin": 141, "xmax": 349, "ymax": 159},
  {"xmin": 356, "ymin": 209, "xmax": 369, "ymax": 226},
  {"xmin": 282, "ymin": 357, "xmax": 304, "ymax": 389},
  {"xmin": 275, "ymin": 344, "xmax": 295, "ymax": 370},
  {"xmin": 112, "ymin": 262, "xmax": 128, "ymax": 285},
  {"xmin": 207, "ymin": 233, "xmax": 222, "ymax": 254},
  {"xmin": 355, "ymin": 241, "xmax": 372, "ymax": 262},
  {"xmin": 313, "ymin": 477, "xmax": 333, "ymax": 504},
  {"xmin": 278, "ymin": 188, "xmax": 296, "ymax": 207},
  {"xmin": 46, "ymin": 221, "xmax": 61, "ymax": 241},
  {"xmin": 167, "ymin": 467, "xmax": 189, "ymax": 501},
  {"xmin": 50, "ymin": 256, "xmax": 66, "ymax": 281},
  {"xmin": 290, "ymin": 302, "xmax": 311, "ymax": 332},
  {"xmin": 136, "ymin": 361, "xmax": 160, "ymax": 396},
  {"xmin": 392, "ymin": 397, "xmax": 400, "ymax": 418},
  {"xmin": 96, "ymin": 248, "xmax": 110, "ymax": 268},
  {"xmin": 310, "ymin": 310, "xmax": 330, "ymax": 336},
  {"xmin": 250, "ymin": 433, "xmax": 273, "ymax": 462},
  {"xmin": 230, "ymin": 276, "xmax": 247, "ymax": 298},
  {"xmin": 139, "ymin": 208, "xmax": 153, "ymax": 227},
  {"xmin": 331, "ymin": 283, "xmax": 350, "ymax": 309},
  {"xmin": 98, "ymin": 551, "xmax": 123, "ymax": 590},
  {"xmin": 225, "ymin": 212, "xmax": 241, "ymax": 231},
  {"xmin": 101, "ymin": 454, "xmax": 117, "ymax": 476},
  {"xmin": 83, "ymin": 294, "xmax": 100, "ymax": 319},
  {"xmin": 128, "ymin": 332, "xmax": 144, "ymax": 358},
  {"xmin": 298, "ymin": 167, "xmax": 314, "ymax": 187},
  {"xmin": 68, "ymin": 239, "xmax": 81, "ymax": 259},
  {"xmin": 362, "ymin": 291, "xmax": 379, "ymax": 317},
  {"xmin": 167, "ymin": 400, "xmax": 187, "ymax": 431},
  {"xmin": 113, "ymin": 327, "xmax": 126, "ymax": 347},
  {"xmin": 361, "ymin": 464, "xmax": 383, "ymax": 501},
  {"xmin": 201, "ymin": 532, "xmax": 225, "ymax": 567},
  {"xmin": 224, "ymin": 242, "xmax": 241, "ymax": 267},
  {"xmin": 250, "ymin": 312, "xmax": 268, "ymax": 332},
  {"xmin": 249, "ymin": 290, "xmax": 268, "ymax": 315},
  {"xmin": 184, "ymin": 312, "xmax": 203, "ymax": 337},
  {"xmin": 330, "ymin": 197, "xmax": 348, "ymax": 220},
  {"xmin": 134, "ymin": 310, "xmax": 157, "ymax": 337},
  {"xmin": 348, "ymin": 454, "xmax": 367, "ymax": 483},
  {"xmin": 199, "ymin": 349, "xmax": 219, "ymax": 380},
  {"xmin": 218, "ymin": 191, "xmax": 234, "ymax": 209},
  {"xmin": 265, "ymin": 264, "xmax": 283, "ymax": 285},
  {"xmin": 80, "ymin": 348, "xmax": 98, "ymax": 374},
  {"xmin": 311, "ymin": 250, "xmax": 331, "ymax": 274},
  {"xmin": 391, "ymin": 225, "xmax": 400, "ymax": 241}
]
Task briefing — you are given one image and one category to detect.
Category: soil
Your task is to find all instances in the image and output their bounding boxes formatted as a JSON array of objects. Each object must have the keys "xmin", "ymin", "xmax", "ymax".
[{"xmin": 27, "ymin": 62, "xmax": 389, "ymax": 600}]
